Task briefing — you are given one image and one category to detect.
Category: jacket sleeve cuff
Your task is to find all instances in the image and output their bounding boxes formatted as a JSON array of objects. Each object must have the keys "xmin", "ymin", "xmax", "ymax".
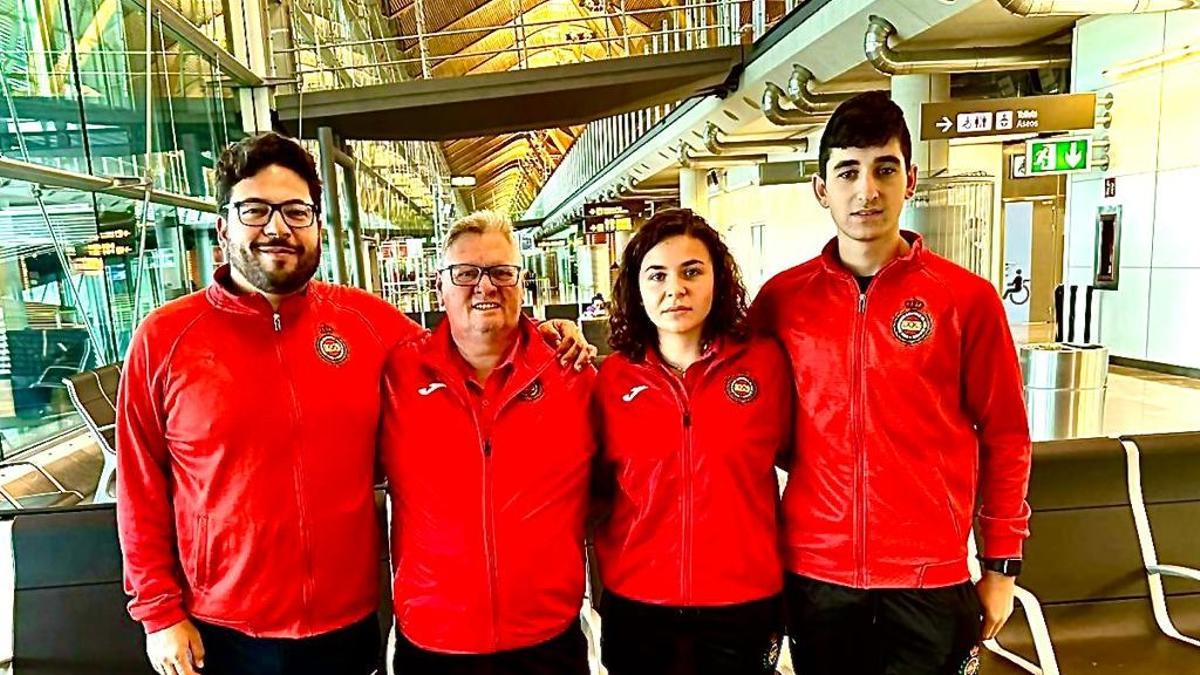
[
  {"xmin": 979, "ymin": 529, "xmax": 1026, "ymax": 560},
  {"xmin": 138, "ymin": 604, "xmax": 189, "ymax": 634}
]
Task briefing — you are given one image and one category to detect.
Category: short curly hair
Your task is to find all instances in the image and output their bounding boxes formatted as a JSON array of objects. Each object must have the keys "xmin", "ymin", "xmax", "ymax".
[
  {"xmin": 609, "ymin": 208, "xmax": 749, "ymax": 360},
  {"xmin": 214, "ymin": 132, "xmax": 322, "ymax": 209}
]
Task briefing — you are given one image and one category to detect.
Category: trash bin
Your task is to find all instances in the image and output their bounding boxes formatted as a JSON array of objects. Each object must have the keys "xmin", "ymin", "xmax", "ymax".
[{"xmin": 1019, "ymin": 343, "xmax": 1109, "ymax": 441}]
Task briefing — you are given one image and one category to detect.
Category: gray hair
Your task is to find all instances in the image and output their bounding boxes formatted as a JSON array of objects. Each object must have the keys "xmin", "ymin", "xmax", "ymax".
[{"xmin": 441, "ymin": 210, "xmax": 518, "ymax": 262}]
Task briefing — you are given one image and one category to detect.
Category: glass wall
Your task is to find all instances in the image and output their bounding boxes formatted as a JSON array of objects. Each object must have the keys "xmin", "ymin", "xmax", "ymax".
[{"xmin": 1, "ymin": 0, "xmax": 237, "ymax": 458}]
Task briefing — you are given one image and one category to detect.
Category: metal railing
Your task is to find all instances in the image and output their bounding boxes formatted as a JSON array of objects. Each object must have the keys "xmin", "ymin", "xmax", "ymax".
[
  {"xmin": 283, "ymin": 0, "xmax": 777, "ymax": 90},
  {"xmin": 517, "ymin": 0, "xmax": 806, "ymax": 231},
  {"xmin": 524, "ymin": 102, "xmax": 679, "ymax": 225}
]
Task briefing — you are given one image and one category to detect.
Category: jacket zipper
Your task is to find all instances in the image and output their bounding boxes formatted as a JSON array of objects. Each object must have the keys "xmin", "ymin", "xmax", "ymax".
[
  {"xmin": 853, "ymin": 289, "xmax": 868, "ymax": 587},
  {"xmin": 681, "ymin": 404, "xmax": 693, "ymax": 601},
  {"xmin": 658, "ymin": 363, "xmax": 695, "ymax": 602},
  {"xmin": 482, "ymin": 435, "xmax": 500, "ymax": 651},
  {"xmin": 271, "ymin": 310, "xmax": 316, "ymax": 631},
  {"xmin": 846, "ymin": 255, "xmax": 907, "ymax": 587},
  {"xmin": 442, "ymin": 356, "xmax": 555, "ymax": 651}
]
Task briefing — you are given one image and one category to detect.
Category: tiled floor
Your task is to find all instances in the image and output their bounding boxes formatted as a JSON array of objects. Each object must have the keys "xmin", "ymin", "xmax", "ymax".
[{"xmin": 1104, "ymin": 365, "xmax": 1200, "ymax": 436}]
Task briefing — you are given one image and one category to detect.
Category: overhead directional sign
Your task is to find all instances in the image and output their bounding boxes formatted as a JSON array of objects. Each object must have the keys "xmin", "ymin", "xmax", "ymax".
[
  {"xmin": 920, "ymin": 93, "xmax": 1097, "ymax": 141},
  {"xmin": 1026, "ymin": 136, "xmax": 1092, "ymax": 175}
]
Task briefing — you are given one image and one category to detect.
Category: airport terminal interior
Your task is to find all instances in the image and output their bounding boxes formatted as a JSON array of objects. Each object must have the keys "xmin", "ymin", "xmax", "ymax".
[{"xmin": 0, "ymin": 0, "xmax": 1199, "ymax": 672}]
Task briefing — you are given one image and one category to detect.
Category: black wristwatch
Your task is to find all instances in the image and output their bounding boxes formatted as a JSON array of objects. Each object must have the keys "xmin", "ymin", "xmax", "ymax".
[{"xmin": 981, "ymin": 557, "xmax": 1022, "ymax": 577}]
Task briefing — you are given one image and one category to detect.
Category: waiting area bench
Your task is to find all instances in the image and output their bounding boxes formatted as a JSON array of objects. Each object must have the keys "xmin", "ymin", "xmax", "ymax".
[
  {"xmin": 982, "ymin": 432, "xmax": 1200, "ymax": 674},
  {"xmin": 0, "ymin": 492, "xmax": 394, "ymax": 674}
]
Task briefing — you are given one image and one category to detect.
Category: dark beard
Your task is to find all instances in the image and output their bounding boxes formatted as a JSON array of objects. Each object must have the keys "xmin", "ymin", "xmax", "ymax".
[{"xmin": 228, "ymin": 238, "xmax": 321, "ymax": 295}]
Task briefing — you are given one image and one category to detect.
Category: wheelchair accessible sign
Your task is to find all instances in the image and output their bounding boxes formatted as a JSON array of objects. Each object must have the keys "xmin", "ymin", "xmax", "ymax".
[{"xmin": 1026, "ymin": 136, "xmax": 1093, "ymax": 176}]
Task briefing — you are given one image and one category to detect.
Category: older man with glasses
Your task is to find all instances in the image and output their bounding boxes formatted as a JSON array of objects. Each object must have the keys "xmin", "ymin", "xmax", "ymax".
[
  {"xmin": 116, "ymin": 134, "xmax": 594, "ymax": 675},
  {"xmin": 379, "ymin": 210, "xmax": 596, "ymax": 675}
]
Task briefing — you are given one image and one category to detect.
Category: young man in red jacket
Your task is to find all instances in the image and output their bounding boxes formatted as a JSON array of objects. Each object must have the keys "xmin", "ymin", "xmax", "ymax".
[
  {"xmin": 117, "ymin": 134, "xmax": 593, "ymax": 675},
  {"xmin": 750, "ymin": 91, "xmax": 1032, "ymax": 675},
  {"xmin": 379, "ymin": 211, "xmax": 596, "ymax": 675}
]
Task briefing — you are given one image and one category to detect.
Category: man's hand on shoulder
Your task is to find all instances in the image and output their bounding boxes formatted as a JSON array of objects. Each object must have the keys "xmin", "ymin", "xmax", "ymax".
[{"xmin": 538, "ymin": 319, "xmax": 598, "ymax": 371}]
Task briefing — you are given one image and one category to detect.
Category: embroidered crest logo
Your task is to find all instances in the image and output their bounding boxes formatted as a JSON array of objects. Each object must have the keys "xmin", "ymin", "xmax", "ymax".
[
  {"xmin": 763, "ymin": 632, "xmax": 783, "ymax": 669},
  {"xmin": 725, "ymin": 374, "xmax": 758, "ymax": 404},
  {"xmin": 519, "ymin": 379, "xmax": 544, "ymax": 402},
  {"xmin": 892, "ymin": 298, "xmax": 933, "ymax": 345},
  {"xmin": 315, "ymin": 324, "xmax": 348, "ymax": 365},
  {"xmin": 959, "ymin": 645, "xmax": 981, "ymax": 675}
]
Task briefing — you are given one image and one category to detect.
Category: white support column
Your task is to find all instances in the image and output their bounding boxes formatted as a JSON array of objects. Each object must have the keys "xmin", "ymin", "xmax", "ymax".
[
  {"xmin": 891, "ymin": 74, "xmax": 949, "ymax": 177},
  {"xmin": 679, "ymin": 168, "xmax": 708, "ymax": 217},
  {"xmin": 225, "ymin": 0, "xmax": 273, "ymax": 133}
]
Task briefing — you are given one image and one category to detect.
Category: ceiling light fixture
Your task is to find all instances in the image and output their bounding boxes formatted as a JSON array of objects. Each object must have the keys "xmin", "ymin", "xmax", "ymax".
[
  {"xmin": 1001, "ymin": 0, "xmax": 1195, "ymax": 15},
  {"xmin": 1103, "ymin": 43, "xmax": 1200, "ymax": 79}
]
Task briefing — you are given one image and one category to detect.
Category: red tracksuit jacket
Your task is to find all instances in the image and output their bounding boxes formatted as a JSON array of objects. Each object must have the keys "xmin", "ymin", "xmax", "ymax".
[
  {"xmin": 751, "ymin": 232, "xmax": 1032, "ymax": 589},
  {"xmin": 116, "ymin": 265, "xmax": 421, "ymax": 636},
  {"xmin": 593, "ymin": 337, "xmax": 792, "ymax": 606},
  {"xmin": 379, "ymin": 317, "xmax": 596, "ymax": 654}
]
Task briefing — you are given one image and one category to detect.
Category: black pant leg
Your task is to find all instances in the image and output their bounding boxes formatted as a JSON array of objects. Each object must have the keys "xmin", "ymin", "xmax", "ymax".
[
  {"xmin": 693, "ymin": 594, "xmax": 785, "ymax": 675},
  {"xmin": 599, "ymin": 593, "xmax": 688, "ymax": 675},
  {"xmin": 285, "ymin": 615, "xmax": 380, "ymax": 675},
  {"xmin": 784, "ymin": 574, "xmax": 878, "ymax": 675},
  {"xmin": 393, "ymin": 623, "xmax": 587, "ymax": 675},
  {"xmin": 495, "ymin": 622, "xmax": 589, "ymax": 675},
  {"xmin": 392, "ymin": 627, "xmax": 488, "ymax": 675},
  {"xmin": 875, "ymin": 582, "xmax": 983, "ymax": 675},
  {"xmin": 193, "ymin": 620, "xmax": 285, "ymax": 675}
]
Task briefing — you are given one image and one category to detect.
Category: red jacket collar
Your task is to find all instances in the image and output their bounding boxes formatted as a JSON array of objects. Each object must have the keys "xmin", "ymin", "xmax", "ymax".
[
  {"xmin": 819, "ymin": 230, "xmax": 925, "ymax": 277},
  {"xmin": 205, "ymin": 264, "xmax": 317, "ymax": 320},
  {"xmin": 639, "ymin": 335, "xmax": 747, "ymax": 376},
  {"xmin": 423, "ymin": 314, "xmax": 555, "ymax": 385}
]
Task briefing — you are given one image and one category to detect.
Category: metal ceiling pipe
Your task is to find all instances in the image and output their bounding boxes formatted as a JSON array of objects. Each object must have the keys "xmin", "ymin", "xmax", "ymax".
[
  {"xmin": 864, "ymin": 15, "xmax": 1071, "ymax": 75},
  {"xmin": 679, "ymin": 143, "xmax": 767, "ymax": 168},
  {"xmin": 617, "ymin": 185, "xmax": 679, "ymax": 198},
  {"xmin": 760, "ymin": 83, "xmax": 831, "ymax": 127},
  {"xmin": 999, "ymin": 0, "xmax": 1197, "ymax": 15},
  {"xmin": 786, "ymin": 66, "xmax": 860, "ymax": 114},
  {"xmin": 704, "ymin": 123, "xmax": 809, "ymax": 155}
]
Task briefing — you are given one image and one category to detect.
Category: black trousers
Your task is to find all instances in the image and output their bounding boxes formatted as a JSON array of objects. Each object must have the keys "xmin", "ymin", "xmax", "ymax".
[
  {"xmin": 193, "ymin": 614, "xmax": 380, "ymax": 675},
  {"xmin": 392, "ymin": 622, "xmax": 589, "ymax": 675},
  {"xmin": 599, "ymin": 592, "xmax": 785, "ymax": 675},
  {"xmin": 785, "ymin": 573, "xmax": 983, "ymax": 675}
]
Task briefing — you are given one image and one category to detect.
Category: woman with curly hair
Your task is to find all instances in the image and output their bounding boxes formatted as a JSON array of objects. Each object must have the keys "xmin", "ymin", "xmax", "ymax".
[{"xmin": 592, "ymin": 208, "xmax": 794, "ymax": 674}]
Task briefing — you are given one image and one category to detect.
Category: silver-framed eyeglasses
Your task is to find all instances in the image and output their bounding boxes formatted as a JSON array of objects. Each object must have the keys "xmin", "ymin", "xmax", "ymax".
[
  {"xmin": 442, "ymin": 264, "xmax": 523, "ymax": 287},
  {"xmin": 230, "ymin": 199, "xmax": 318, "ymax": 229}
]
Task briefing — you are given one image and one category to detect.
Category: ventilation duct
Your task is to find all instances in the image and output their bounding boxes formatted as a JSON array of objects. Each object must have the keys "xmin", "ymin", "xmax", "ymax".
[
  {"xmin": 760, "ymin": 83, "xmax": 830, "ymax": 127},
  {"xmin": 679, "ymin": 143, "xmax": 766, "ymax": 168},
  {"xmin": 616, "ymin": 179, "xmax": 678, "ymax": 199},
  {"xmin": 786, "ymin": 66, "xmax": 861, "ymax": 114},
  {"xmin": 704, "ymin": 123, "xmax": 809, "ymax": 155},
  {"xmin": 999, "ymin": 0, "xmax": 1196, "ymax": 15},
  {"xmin": 864, "ymin": 15, "xmax": 1071, "ymax": 75}
]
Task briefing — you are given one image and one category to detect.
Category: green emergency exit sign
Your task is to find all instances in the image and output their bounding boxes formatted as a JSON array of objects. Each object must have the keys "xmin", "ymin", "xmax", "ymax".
[{"xmin": 1026, "ymin": 136, "xmax": 1092, "ymax": 175}]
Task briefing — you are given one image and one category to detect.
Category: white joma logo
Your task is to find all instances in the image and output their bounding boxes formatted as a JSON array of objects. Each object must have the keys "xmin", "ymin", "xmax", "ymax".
[
  {"xmin": 418, "ymin": 382, "xmax": 447, "ymax": 396},
  {"xmin": 622, "ymin": 385, "xmax": 649, "ymax": 402}
]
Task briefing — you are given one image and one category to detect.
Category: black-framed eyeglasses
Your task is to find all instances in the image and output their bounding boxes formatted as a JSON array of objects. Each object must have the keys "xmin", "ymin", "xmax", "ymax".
[
  {"xmin": 229, "ymin": 199, "xmax": 318, "ymax": 229},
  {"xmin": 441, "ymin": 264, "xmax": 523, "ymax": 287}
]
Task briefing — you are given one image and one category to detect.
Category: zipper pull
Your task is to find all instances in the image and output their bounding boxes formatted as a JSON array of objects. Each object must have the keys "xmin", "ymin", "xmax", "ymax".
[
  {"xmin": 273, "ymin": 312, "xmax": 282, "ymax": 332},
  {"xmin": 858, "ymin": 294, "xmax": 866, "ymax": 314},
  {"xmin": 683, "ymin": 411, "xmax": 692, "ymax": 428},
  {"xmin": 484, "ymin": 439, "xmax": 492, "ymax": 457}
]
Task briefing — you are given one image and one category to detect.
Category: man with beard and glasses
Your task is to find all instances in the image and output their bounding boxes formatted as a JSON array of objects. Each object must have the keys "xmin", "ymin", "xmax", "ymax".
[{"xmin": 116, "ymin": 132, "xmax": 596, "ymax": 675}]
